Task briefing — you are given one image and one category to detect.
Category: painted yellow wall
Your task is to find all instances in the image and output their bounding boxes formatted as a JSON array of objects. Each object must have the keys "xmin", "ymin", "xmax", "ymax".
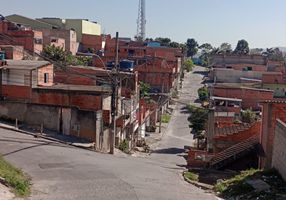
[{"xmin": 65, "ymin": 19, "xmax": 101, "ymax": 42}]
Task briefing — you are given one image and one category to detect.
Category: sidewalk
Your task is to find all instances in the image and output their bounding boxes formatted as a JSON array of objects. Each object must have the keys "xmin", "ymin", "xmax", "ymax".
[
  {"xmin": 0, "ymin": 121, "xmax": 95, "ymax": 150},
  {"xmin": 145, "ymin": 102, "xmax": 177, "ymax": 150}
]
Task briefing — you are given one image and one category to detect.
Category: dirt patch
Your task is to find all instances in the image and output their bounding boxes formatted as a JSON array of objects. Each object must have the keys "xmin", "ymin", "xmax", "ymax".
[{"xmin": 0, "ymin": 183, "xmax": 14, "ymax": 200}]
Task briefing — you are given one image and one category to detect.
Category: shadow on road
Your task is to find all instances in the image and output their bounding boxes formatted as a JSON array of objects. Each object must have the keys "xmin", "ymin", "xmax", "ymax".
[
  {"xmin": 151, "ymin": 147, "xmax": 185, "ymax": 155},
  {"xmin": 0, "ymin": 137, "xmax": 74, "ymax": 157},
  {"xmin": 192, "ymin": 70, "xmax": 208, "ymax": 76}
]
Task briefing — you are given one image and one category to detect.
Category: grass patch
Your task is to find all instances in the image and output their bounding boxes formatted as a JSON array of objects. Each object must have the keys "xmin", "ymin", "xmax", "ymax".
[
  {"xmin": 184, "ymin": 171, "xmax": 199, "ymax": 182},
  {"xmin": 161, "ymin": 114, "xmax": 171, "ymax": 123},
  {"xmin": 118, "ymin": 139, "xmax": 130, "ymax": 154},
  {"xmin": 0, "ymin": 155, "xmax": 30, "ymax": 197},
  {"xmin": 214, "ymin": 168, "xmax": 286, "ymax": 199}
]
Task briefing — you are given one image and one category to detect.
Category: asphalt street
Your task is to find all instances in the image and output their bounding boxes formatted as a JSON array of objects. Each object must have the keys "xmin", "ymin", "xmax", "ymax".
[{"xmin": 0, "ymin": 66, "xmax": 217, "ymax": 200}]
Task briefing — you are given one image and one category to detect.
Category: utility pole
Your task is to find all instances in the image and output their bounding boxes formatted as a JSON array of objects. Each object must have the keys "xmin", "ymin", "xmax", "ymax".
[{"xmin": 110, "ymin": 32, "xmax": 119, "ymax": 154}]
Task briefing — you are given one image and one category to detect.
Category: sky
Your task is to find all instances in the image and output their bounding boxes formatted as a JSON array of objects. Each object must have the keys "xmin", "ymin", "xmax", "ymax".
[{"xmin": 2, "ymin": 0, "xmax": 286, "ymax": 48}]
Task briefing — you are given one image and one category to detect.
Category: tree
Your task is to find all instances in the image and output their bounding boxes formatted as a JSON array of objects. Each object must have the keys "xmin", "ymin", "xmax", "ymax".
[
  {"xmin": 241, "ymin": 109, "xmax": 256, "ymax": 123},
  {"xmin": 187, "ymin": 105, "xmax": 208, "ymax": 149},
  {"xmin": 169, "ymin": 41, "xmax": 180, "ymax": 48},
  {"xmin": 262, "ymin": 48, "xmax": 284, "ymax": 61},
  {"xmin": 219, "ymin": 43, "xmax": 232, "ymax": 54},
  {"xmin": 42, "ymin": 45, "xmax": 91, "ymax": 66},
  {"xmin": 198, "ymin": 87, "xmax": 209, "ymax": 101},
  {"xmin": 155, "ymin": 37, "xmax": 171, "ymax": 47},
  {"xmin": 186, "ymin": 38, "xmax": 199, "ymax": 57},
  {"xmin": 139, "ymin": 81, "xmax": 151, "ymax": 98},
  {"xmin": 199, "ymin": 43, "xmax": 213, "ymax": 67},
  {"xmin": 233, "ymin": 39, "xmax": 250, "ymax": 55},
  {"xmin": 199, "ymin": 43, "xmax": 213, "ymax": 51},
  {"xmin": 183, "ymin": 59, "xmax": 194, "ymax": 72}
]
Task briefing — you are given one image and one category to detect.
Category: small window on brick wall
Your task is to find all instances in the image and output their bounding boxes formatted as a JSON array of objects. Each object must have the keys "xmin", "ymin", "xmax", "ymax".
[{"xmin": 44, "ymin": 73, "xmax": 49, "ymax": 83}]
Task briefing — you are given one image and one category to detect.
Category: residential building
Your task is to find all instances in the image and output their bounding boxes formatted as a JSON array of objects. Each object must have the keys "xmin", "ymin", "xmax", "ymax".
[
  {"xmin": 0, "ymin": 20, "xmax": 43, "ymax": 54},
  {"xmin": 42, "ymin": 29, "xmax": 78, "ymax": 55},
  {"xmin": 0, "ymin": 60, "xmax": 53, "ymax": 100},
  {"xmin": 210, "ymin": 83, "xmax": 274, "ymax": 110},
  {"xmin": 38, "ymin": 18, "xmax": 101, "ymax": 42},
  {"xmin": 0, "ymin": 45, "xmax": 24, "ymax": 60},
  {"xmin": 5, "ymin": 15, "xmax": 79, "ymax": 55}
]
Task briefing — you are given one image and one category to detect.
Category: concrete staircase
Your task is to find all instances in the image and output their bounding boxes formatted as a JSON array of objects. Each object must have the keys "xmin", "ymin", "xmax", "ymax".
[{"xmin": 209, "ymin": 134, "xmax": 259, "ymax": 169}]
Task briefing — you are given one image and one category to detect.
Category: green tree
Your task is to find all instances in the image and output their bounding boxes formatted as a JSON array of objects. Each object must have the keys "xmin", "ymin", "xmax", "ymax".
[
  {"xmin": 199, "ymin": 43, "xmax": 213, "ymax": 67},
  {"xmin": 219, "ymin": 43, "xmax": 232, "ymax": 54},
  {"xmin": 187, "ymin": 105, "xmax": 208, "ymax": 149},
  {"xmin": 169, "ymin": 41, "xmax": 180, "ymax": 48},
  {"xmin": 43, "ymin": 45, "xmax": 91, "ymax": 66},
  {"xmin": 241, "ymin": 109, "xmax": 256, "ymax": 123},
  {"xmin": 183, "ymin": 59, "xmax": 194, "ymax": 72},
  {"xmin": 263, "ymin": 48, "xmax": 284, "ymax": 61},
  {"xmin": 155, "ymin": 37, "xmax": 171, "ymax": 47},
  {"xmin": 139, "ymin": 81, "xmax": 151, "ymax": 98},
  {"xmin": 198, "ymin": 87, "xmax": 209, "ymax": 101},
  {"xmin": 199, "ymin": 43, "xmax": 213, "ymax": 51},
  {"xmin": 186, "ymin": 38, "xmax": 199, "ymax": 57},
  {"xmin": 234, "ymin": 39, "xmax": 250, "ymax": 55}
]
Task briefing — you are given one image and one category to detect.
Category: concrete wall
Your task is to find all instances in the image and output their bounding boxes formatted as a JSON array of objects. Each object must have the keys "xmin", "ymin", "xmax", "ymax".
[
  {"xmin": 0, "ymin": 101, "xmax": 110, "ymax": 150},
  {"xmin": 211, "ymin": 68, "xmax": 269, "ymax": 83},
  {"xmin": 0, "ymin": 101, "xmax": 60, "ymax": 131},
  {"xmin": 65, "ymin": 19, "xmax": 101, "ymax": 42},
  {"xmin": 272, "ymin": 119, "xmax": 286, "ymax": 181}
]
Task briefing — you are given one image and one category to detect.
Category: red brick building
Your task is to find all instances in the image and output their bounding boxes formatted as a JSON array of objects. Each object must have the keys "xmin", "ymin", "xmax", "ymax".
[
  {"xmin": 0, "ymin": 45, "xmax": 24, "ymax": 60},
  {"xmin": 0, "ymin": 20, "xmax": 43, "ymax": 54},
  {"xmin": 210, "ymin": 84, "xmax": 274, "ymax": 110}
]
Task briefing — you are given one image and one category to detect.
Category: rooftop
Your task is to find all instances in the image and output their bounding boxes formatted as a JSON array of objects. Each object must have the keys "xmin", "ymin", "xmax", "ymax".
[
  {"xmin": 0, "ymin": 60, "xmax": 51, "ymax": 70},
  {"xmin": 33, "ymin": 84, "xmax": 112, "ymax": 93}
]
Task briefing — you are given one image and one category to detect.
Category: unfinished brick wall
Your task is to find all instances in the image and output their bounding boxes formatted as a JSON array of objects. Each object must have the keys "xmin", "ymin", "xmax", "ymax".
[
  {"xmin": 260, "ymin": 102, "xmax": 286, "ymax": 169},
  {"xmin": 212, "ymin": 86, "xmax": 273, "ymax": 110},
  {"xmin": 32, "ymin": 90, "xmax": 103, "ymax": 111},
  {"xmin": 1, "ymin": 85, "xmax": 31, "ymax": 100}
]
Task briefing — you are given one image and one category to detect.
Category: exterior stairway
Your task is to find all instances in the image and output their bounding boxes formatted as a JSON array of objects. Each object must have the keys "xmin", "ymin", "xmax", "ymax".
[{"xmin": 209, "ymin": 134, "xmax": 259, "ymax": 169}]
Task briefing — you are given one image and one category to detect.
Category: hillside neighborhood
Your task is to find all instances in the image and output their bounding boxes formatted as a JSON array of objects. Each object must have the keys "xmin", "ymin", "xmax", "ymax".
[{"xmin": 0, "ymin": 2, "xmax": 286, "ymax": 200}]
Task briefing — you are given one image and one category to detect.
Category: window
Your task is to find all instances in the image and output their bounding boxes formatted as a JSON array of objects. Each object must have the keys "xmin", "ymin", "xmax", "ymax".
[
  {"xmin": 50, "ymin": 38, "xmax": 58, "ymax": 43},
  {"xmin": 44, "ymin": 73, "xmax": 49, "ymax": 83},
  {"xmin": 247, "ymin": 66, "xmax": 253, "ymax": 71},
  {"xmin": 34, "ymin": 38, "xmax": 43, "ymax": 44}
]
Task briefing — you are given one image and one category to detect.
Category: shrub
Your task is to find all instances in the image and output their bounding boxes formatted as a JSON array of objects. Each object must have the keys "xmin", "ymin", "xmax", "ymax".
[
  {"xmin": 183, "ymin": 59, "xmax": 194, "ymax": 72},
  {"xmin": 118, "ymin": 139, "xmax": 129, "ymax": 153},
  {"xmin": 198, "ymin": 87, "xmax": 209, "ymax": 101}
]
